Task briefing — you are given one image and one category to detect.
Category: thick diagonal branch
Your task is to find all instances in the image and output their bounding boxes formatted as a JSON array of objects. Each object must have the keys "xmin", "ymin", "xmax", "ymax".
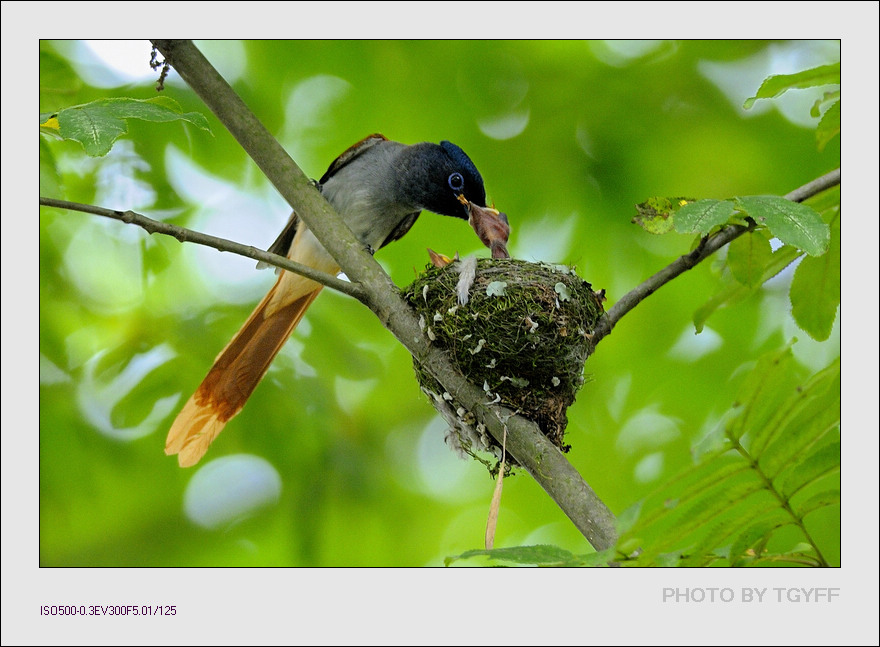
[{"xmin": 149, "ymin": 40, "xmax": 619, "ymax": 550}]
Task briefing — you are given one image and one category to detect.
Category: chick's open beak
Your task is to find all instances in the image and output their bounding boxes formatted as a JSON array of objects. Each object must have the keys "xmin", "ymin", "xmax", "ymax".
[
  {"xmin": 427, "ymin": 248, "xmax": 456, "ymax": 268},
  {"xmin": 457, "ymin": 195, "xmax": 511, "ymax": 259}
]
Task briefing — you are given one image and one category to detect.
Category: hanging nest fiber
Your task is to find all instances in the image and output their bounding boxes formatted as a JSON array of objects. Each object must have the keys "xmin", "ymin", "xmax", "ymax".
[{"xmin": 403, "ymin": 258, "xmax": 605, "ymax": 468}]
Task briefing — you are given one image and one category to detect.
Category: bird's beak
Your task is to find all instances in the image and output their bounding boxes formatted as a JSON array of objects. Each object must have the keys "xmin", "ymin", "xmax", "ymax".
[{"xmin": 457, "ymin": 195, "xmax": 511, "ymax": 259}]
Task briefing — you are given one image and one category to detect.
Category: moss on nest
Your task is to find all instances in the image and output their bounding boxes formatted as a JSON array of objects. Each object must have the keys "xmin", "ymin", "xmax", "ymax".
[{"xmin": 403, "ymin": 258, "xmax": 605, "ymax": 466}]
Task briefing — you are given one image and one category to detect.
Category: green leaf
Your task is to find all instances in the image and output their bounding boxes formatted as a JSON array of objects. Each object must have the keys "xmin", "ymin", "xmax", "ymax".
[
  {"xmin": 637, "ymin": 478, "xmax": 768, "ymax": 564},
  {"xmin": 756, "ymin": 380, "xmax": 840, "ymax": 478},
  {"xmin": 816, "ymin": 100, "xmax": 840, "ymax": 151},
  {"xmin": 795, "ymin": 489, "xmax": 840, "ymax": 519},
  {"xmin": 674, "ymin": 199, "xmax": 737, "ymax": 235},
  {"xmin": 757, "ymin": 361, "xmax": 840, "ymax": 477},
  {"xmin": 743, "ymin": 63, "xmax": 840, "ymax": 109},
  {"xmin": 761, "ymin": 397, "xmax": 839, "ymax": 480},
  {"xmin": 444, "ymin": 544, "xmax": 589, "ymax": 567},
  {"xmin": 781, "ymin": 441, "xmax": 840, "ymax": 500},
  {"xmin": 679, "ymin": 497, "xmax": 777, "ymax": 567},
  {"xmin": 735, "ymin": 196, "xmax": 829, "ymax": 256},
  {"xmin": 622, "ymin": 454, "xmax": 759, "ymax": 562},
  {"xmin": 749, "ymin": 552, "xmax": 822, "ymax": 567},
  {"xmin": 629, "ymin": 450, "xmax": 748, "ymax": 532},
  {"xmin": 728, "ymin": 510, "xmax": 792, "ymax": 566},
  {"xmin": 727, "ymin": 230, "xmax": 774, "ymax": 288},
  {"xmin": 45, "ymin": 97, "xmax": 212, "ymax": 157},
  {"xmin": 577, "ymin": 549, "xmax": 617, "ymax": 567},
  {"xmin": 727, "ymin": 344, "xmax": 800, "ymax": 444},
  {"xmin": 810, "ymin": 91, "xmax": 840, "ymax": 118},
  {"xmin": 633, "ymin": 196, "xmax": 693, "ymax": 234},
  {"xmin": 790, "ymin": 214, "xmax": 840, "ymax": 340},
  {"xmin": 626, "ymin": 456, "xmax": 748, "ymax": 536},
  {"xmin": 672, "ymin": 479, "xmax": 767, "ymax": 545}
]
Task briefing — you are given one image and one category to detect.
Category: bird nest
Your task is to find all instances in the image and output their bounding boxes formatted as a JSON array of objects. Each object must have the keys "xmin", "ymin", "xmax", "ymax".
[{"xmin": 403, "ymin": 258, "xmax": 605, "ymax": 470}]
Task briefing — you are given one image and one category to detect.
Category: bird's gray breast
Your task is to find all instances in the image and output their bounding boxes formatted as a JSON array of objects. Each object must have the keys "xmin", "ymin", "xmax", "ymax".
[{"xmin": 319, "ymin": 142, "xmax": 418, "ymax": 251}]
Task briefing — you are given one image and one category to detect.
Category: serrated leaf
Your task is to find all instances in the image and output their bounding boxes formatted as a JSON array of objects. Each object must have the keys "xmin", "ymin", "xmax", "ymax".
[
  {"xmin": 735, "ymin": 196, "xmax": 829, "ymax": 256},
  {"xmin": 47, "ymin": 97, "xmax": 212, "ymax": 157},
  {"xmin": 781, "ymin": 441, "xmax": 840, "ymax": 499},
  {"xmin": 810, "ymin": 91, "xmax": 840, "ymax": 119},
  {"xmin": 816, "ymin": 100, "xmax": 840, "ymax": 151},
  {"xmin": 674, "ymin": 199, "xmax": 737, "ymax": 235},
  {"xmin": 727, "ymin": 230, "xmax": 774, "ymax": 287},
  {"xmin": 795, "ymin": 489, "xmax": 840, "ymax": 519},
  {"xmin": 790, "ymin": 215, "xmax": 840, "ymax": 341},
  {"xmin": 743, "ymin": 63, "xmax": 840, "ymax": 109},
  {"xmin": 633, "ymin": 196, "xmax": 693, "ymax": 234}
]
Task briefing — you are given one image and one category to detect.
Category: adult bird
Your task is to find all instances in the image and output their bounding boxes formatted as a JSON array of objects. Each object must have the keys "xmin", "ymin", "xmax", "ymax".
[{"xmin": 165, "ymin": 134, "xmax": 510, "ymax": 467}]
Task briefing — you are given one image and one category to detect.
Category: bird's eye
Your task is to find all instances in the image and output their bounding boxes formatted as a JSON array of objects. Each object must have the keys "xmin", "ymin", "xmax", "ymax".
[{"xmin": 448, "ymin": 172, "xmax": 465, "ymax": 192}]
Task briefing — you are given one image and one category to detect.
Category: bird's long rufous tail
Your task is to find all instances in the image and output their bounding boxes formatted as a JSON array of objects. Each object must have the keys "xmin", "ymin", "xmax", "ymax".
[{"xmin": 166, "ymin": 229, "xmax": 337, "ymax": 467}]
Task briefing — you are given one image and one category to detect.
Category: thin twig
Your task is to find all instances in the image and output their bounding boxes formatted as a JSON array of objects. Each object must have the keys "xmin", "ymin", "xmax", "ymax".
[{"xmin": 39, "ymin": 197, "xmax": 366, "ymax": 302}]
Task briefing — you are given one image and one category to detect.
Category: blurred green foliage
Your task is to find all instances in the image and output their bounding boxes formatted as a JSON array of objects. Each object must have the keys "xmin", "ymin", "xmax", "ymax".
[{"xmin": 39, "ymin": 40, "xmax": 840, "ymax": 566}]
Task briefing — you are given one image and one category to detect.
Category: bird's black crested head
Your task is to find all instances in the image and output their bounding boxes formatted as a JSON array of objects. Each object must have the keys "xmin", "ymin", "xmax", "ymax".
[{"xmin": 400, "ymin": 140, "xmax": 488, "ymax": 219}]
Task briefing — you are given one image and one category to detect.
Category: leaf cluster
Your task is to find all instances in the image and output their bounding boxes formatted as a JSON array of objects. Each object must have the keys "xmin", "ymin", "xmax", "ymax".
[
  {"xmin": 632, "ymin": 193, "xmax": 839, "ymax": 343},
  {"xmin": 616, "ymin": 345, "xmax": 839, "ymax": 567},
  {"xmin": 743, "ymin": 62, "xmax": 840, "ymax": 151},
  {"xmin": 608, "ymin": 63, "xmax": 841, "ymax": 566},
  {"xmin": 632, "ymin": 61, "xmax": 840, "ymax": 343}
]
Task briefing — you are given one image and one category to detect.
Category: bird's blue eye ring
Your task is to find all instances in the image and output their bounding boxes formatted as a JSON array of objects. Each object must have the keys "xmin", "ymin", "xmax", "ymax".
[{"xmin": 448, "ymin": 172, "xmax": 465, "ymax": 193}]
